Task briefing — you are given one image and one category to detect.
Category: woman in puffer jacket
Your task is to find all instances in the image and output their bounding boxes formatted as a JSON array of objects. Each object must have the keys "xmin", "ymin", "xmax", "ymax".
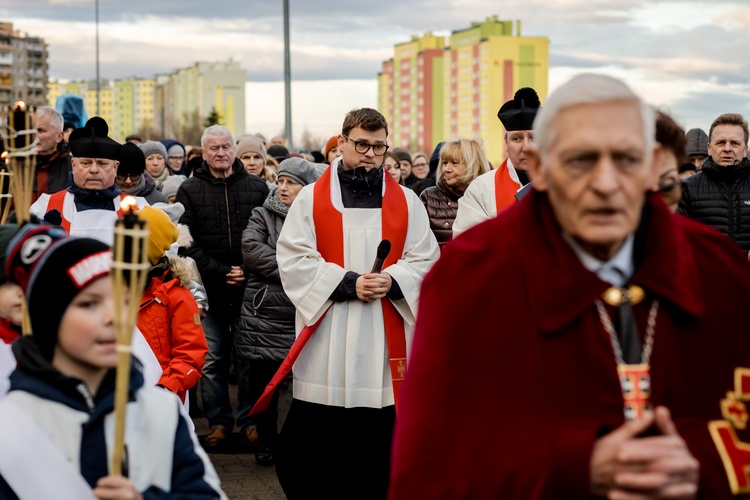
[
  {"xmin": 237, "ymin": 157, "xmax": 320, "ymax": 467},
  {"xmin": 419, "ymin": 138, "xmax": 490, "ymax": 248}
]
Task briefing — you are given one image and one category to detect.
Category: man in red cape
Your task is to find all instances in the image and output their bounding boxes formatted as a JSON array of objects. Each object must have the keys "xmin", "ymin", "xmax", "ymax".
[{"xmin": 390, "ymin": 74, "xmax": 750, "ymax": 498}]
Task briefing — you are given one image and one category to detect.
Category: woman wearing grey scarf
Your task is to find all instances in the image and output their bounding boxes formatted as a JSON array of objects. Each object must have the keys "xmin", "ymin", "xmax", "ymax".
[{"xmin": 236, "ymin": 157, "xmax": 320, "ymax": 467}]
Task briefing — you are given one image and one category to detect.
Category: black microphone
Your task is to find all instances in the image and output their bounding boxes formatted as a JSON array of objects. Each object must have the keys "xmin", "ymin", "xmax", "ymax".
[{"xmin": 371, "ymin": 240, "xmax": 391, "ymax": 273}]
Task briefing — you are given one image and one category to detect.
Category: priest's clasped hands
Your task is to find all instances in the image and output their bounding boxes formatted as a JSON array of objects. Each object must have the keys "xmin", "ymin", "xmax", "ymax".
[
  {"xmin": 590, "ymin": 406, "xmax": 699, "ymax": 499},
  {"xmin": 356, "ymin": 273, "xmax": 392, "ymax": 303}
]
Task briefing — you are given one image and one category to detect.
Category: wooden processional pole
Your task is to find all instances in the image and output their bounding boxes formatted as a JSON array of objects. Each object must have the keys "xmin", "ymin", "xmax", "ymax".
[{"xmin": 110, "ymin": 196, "xmax": 149, "ymax": 476}]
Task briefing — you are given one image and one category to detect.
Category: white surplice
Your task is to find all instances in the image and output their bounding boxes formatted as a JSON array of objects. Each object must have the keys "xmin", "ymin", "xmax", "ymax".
[
  {"xmin": 277, "ymin": 163, "xmax": 440, "ymax": 409},
  {"xmin": 31, "ymin": 192, "xmax": 148, "ymax": 246},
  {"xmin": 452, "ymin": 158, "xmax": 522, "ymax": 237}
]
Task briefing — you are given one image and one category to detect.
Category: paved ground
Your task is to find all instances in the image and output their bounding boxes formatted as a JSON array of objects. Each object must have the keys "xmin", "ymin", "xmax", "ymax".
[{"xmin": 192, "ymin": 383, "xmax": 292, "ymax": 499}]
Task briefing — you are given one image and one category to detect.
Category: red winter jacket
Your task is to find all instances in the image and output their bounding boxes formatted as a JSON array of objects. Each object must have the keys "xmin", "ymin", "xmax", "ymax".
[{"xmin": 137, "ymin": 257, "xmax": 207, "ymax": 402}]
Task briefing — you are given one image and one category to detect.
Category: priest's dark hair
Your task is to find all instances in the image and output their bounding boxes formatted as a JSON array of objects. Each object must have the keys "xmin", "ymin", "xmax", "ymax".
[{"xmin": 341, "ymin": 108, "xmax": 389, "ymax": 138}]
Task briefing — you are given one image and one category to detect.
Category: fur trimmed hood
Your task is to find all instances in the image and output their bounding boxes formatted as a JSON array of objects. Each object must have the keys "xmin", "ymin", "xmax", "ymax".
[{"xmin": 167, "ymin": 254, "xmax": 200, "ymax": 288}]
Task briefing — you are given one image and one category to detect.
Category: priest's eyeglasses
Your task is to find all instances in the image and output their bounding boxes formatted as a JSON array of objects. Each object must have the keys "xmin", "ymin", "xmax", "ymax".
[{"xmin": 342, "ymin": 135, "xmax": 389, "ymax": 156}]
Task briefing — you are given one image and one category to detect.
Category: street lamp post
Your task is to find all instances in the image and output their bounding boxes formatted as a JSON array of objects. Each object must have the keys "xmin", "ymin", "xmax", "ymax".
[
  {"xmin": 95, "ymin": 0, "xmax": 100, "ymax": 116},
  {"xmin": 283, "ymin": 0, "xmax": 292, "ymax": 150}
]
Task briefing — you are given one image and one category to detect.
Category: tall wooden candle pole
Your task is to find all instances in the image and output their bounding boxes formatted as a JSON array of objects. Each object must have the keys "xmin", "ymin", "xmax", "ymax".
[
  {"xmin": 110, "ymin": 196, "xmax": 149, "ymax": 476},
  {"xmin": 3, "ymin": 101, "xmax": 36, "ymax": 224},
  {"xmin": 2, "ymin": 101, "xmax": 37, "ymax": 335}
]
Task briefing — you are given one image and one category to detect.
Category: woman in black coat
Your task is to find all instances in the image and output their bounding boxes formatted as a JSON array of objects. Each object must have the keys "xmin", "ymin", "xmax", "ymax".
[
  {"xmin": 419, "ymin": 138, "xmax": 489, "ymax": 248},
  {"xmin": 237, "ymin": 157, "xmax": 320, "ymax": 467}
]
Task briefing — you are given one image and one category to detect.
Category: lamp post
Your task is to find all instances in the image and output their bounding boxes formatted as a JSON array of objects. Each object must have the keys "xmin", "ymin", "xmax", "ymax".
[
  {"xmin": 95, "ymin": 0, "xmax": 100, "ymax": 116},
  {"xmin": 283, "ymin": 0, "xmax": 292, "ymax": 150}
]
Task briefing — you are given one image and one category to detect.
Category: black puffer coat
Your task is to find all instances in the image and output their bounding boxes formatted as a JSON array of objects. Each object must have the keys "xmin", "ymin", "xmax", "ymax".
[
  {"xmin": 236, "ymin": 204, "xmax": 295, "ymax": 361},
  {"xmin": 175, "ymin": 159, "xmax": 269, "ymax": 311},
  {"xmin": 678, "ymin": 157, "xmax": 750, "ymax": 252},
  {"xmin": 419, "ymin": 179, "xmax": 463, "ymax": 248}
]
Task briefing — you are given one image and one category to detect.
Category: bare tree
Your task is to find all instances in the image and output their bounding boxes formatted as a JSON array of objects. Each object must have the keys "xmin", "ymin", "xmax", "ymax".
[
  {"xmin": 175, "ymin": 110, "xmax": 203, "ymax": 145},
  {"xmin": 300, "ymin": 126, "xmax": 324, "ymax": 153}
]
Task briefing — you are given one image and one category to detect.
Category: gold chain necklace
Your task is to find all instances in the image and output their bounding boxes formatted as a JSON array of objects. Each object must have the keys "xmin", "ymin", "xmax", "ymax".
[{"xmin": 595, "ymin": 297, "xmax": 659, "ymax": 421}]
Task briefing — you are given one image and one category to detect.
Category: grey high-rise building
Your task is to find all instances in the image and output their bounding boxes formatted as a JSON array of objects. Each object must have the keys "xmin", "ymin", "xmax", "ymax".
[{"xmin": 0, "ymin": 22, "xmax": 49, "ymax": 107}]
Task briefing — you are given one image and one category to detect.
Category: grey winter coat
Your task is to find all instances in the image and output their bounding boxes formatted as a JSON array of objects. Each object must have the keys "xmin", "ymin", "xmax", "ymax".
[{"xmin": 236, "ymin": 205, "xmax": 295, "ymax": 361}]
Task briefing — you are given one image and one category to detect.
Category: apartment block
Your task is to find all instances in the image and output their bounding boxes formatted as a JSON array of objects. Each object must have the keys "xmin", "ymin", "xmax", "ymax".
[
  {"xmin": 0, "ymin": 22, "xmax": 49, "ymax": 107},
  {"xmin": 156, "ymin": 60, "xmax": 246, "ymax": 139}
]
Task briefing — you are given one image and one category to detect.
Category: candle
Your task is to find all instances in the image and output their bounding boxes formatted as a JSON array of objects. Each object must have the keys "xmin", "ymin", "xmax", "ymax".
[{"xmin": 10, "ymin": 101, "xmax": 29, "ymax": 150}]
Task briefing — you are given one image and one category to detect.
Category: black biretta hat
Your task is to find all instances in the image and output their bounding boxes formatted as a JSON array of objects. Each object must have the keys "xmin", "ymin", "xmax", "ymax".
[
  {"xmin": 497, "ymin": 87, "xmax": 542, "ymax": 132},
  {"xmin": 68, "ymin": 117, "xmax": 122, "ymax": 160}
]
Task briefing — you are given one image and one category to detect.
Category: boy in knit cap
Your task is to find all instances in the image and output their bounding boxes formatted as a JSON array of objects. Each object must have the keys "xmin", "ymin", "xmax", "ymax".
[
  {"xmin": 0, "ymin": 225, "xmax": 225, "ymax": 498},
  {"xmin": 136, "ymin": 206, "xmax": 208, "ymax": 404}
]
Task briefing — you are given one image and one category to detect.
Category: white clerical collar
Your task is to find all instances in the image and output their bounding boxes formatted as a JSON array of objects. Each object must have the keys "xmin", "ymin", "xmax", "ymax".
[
  {"xmin": 506, "ymin": 157, "xmax": 521, "ymax": 185},
  {"xmin": 562, "ymin": 233, "xmax": 635, "ymax": 287}
]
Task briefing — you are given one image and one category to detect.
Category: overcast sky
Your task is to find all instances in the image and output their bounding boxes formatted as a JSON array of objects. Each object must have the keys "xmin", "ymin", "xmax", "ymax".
[{"xmin": 3, "ymin": 0, "xmax": 750, "ymax": 143}]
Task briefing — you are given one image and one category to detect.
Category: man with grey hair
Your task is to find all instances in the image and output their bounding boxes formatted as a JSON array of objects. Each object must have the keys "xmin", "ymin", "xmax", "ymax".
[
  {"xmin": 176, "ymin": 125, "xmax": 269, "ymax": 448},
  {"xmin": 678, "ymin": 113, "xmax": 750, "ymax": 252},
  {"xmin": 34, "ymin": 106, "xmax": 72, "ymax": 201},
  {"xmin": 390, "ymin": 74, "xmax": 750, "ymax": 498}
]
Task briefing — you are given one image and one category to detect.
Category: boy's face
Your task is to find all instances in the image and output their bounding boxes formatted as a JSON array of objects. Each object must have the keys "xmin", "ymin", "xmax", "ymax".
[
  {"xmin": 53, "ymin": 276, "xmax": 118, "ymax": 375},
  {"xmin": 0, "ymin": 282, "xmax": 23, "ymax": 326}
]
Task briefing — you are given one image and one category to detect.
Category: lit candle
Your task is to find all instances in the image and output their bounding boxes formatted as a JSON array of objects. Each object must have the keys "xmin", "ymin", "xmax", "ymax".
[{"xmin": 10, "ymin": 101, "xmax": 29, "ymax": 150}]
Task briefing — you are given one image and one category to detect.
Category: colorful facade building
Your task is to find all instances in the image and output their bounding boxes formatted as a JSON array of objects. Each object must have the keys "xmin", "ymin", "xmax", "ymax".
[
  {"xmin": 47, "ymin": 60, "xmax": 245, "ymax": 143},
  {"xmin": 378, "ymin": 17, "xmax": 549, "ymax": 166}
]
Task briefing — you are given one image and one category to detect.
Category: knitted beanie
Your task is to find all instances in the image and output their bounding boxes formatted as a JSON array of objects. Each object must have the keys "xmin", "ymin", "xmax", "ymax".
[
  {"xmin": 160, "ymin": 175, "xmax": 186, "ymax": 200},
  {"xmin": 392, "ymin": 147, "xmax": 412, "ymax": 165},
  {"xmin": 237, "ymin": 137, "xmax": 267, "ymax": 164},
  {"xmin": 5, "ymin": 225, "xmax": 111, "ymax": 360},
  {"xmin": 136, "ymin": 206, "xmax": 179, "ymax": 265},
  {"xmin": 117, "ymin": 142, "xmax": 146, "ymax": 176},
  {"xmin": 277, "ymin": 157, "xmax": 321, "ymax": 186},
  {"xmin": 139, "ymin": 141, "xmax": 168, "ymax": 162},
  {"xmin": 267, "ymin": 145, "xmax": 290, "ymax": 162},
  {"xmin": 151, "ymin": 202, "xmax": 185, "ymax": 225},
  {"xmin": 324, "ymin": 136, "xmax": 339, "ymax": 158},
  {"xmin": 167, "ymin": 144, "xmax": 185, "ymax": 158}
]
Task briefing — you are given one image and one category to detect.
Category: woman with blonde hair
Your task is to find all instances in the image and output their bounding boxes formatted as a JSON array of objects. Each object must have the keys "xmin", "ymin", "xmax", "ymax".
[{"xmin": 419, "ymin": 138, "xmax": 489, "ymax": 248}]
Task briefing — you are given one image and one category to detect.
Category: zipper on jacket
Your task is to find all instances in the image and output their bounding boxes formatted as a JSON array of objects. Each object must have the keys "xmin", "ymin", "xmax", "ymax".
[
  {"xmin": 224, "ymin": 183, "xmax": 233, "ymax": 256},
  {"xmin": 76, "ymin": 382, "xmax": 96, "ymax": 412}
]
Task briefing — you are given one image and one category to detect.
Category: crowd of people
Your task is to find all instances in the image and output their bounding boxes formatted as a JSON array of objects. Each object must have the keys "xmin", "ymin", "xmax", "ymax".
[{"xmin": 0, "ymin": 70, "xmax": 748, "ymax": 499}]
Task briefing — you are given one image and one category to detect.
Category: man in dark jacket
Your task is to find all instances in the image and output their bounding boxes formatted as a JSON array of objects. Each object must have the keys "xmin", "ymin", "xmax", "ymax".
[
  {"xmin": 34, "ymin": 106, "xmax": 72, "ymax": 201},
  {"xmin": 678, "ymin": 113, "xmax": 750, "ymax": 252},
  {"xmin": 176, "ymin": 125, "xmax": 269, "ymax": 448}
]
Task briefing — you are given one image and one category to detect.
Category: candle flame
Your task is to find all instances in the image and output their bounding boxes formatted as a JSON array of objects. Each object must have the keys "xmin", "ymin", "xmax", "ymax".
[
  {"xmin": 13, "ymin": 101, "xmax": 26, "ymax": 111},
  {"xmin": 120, "ymin": 195, "xmax": 138, "ymax": 212},
  {"xmin": 0, "ymin": 152, "xmax": 6, "ymax": 160}
]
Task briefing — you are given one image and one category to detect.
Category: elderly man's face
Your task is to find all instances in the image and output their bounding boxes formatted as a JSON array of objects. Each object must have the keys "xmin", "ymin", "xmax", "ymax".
[
  {"xmin": 203, "ymin": 134, "xmax": 236, "ymax": 179},
  {"xmin": 72, "ymin": 157, "xmax": 118, "ymax": 190},
  {"xmin": 530, "ymin": 100, "xmax": 656, "ymax": 260},
  {"xmin": 36, "ymin": 112, "xmax": 63, "ymax": 156}
]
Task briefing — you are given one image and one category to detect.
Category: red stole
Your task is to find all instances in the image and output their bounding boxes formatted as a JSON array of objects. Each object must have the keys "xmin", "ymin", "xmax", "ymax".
[
  {"xmin": 250, "ymin": 166, "xmax": 409, "ymax": 416},
  {"xmin": 46, "ymin": 191, "xmax": 127, "ymax": 233},
  {"xmin": 494, "ymin": 158, "xmax": 521, "ymax": 213}
]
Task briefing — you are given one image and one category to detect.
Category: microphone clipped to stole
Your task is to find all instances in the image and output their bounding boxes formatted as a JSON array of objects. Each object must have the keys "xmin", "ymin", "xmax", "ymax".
[{"xmin": 371, "ymin": 240, "xmax": 391, "ymax": 273}]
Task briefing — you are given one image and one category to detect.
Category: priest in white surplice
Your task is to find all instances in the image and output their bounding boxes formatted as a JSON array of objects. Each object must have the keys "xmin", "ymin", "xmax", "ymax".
[{"xmin": 274, "ymin": 108, "xmax": 439, "ymax": 498}]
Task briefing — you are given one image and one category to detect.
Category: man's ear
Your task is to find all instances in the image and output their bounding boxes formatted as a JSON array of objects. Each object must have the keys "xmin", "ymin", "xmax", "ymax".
[{"xmin": 524, "ymin": 144, "xmax": 547, "ymax": 192}]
